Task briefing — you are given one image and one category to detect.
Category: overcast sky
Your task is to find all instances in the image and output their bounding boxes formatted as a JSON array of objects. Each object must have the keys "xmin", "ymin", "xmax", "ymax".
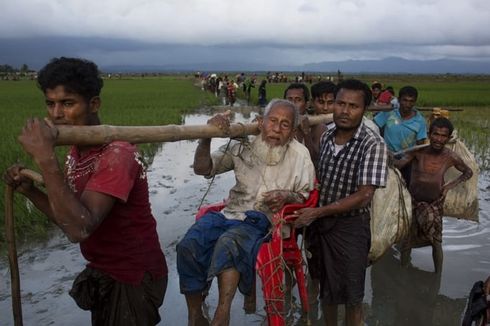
[{"xmin": 1, "ymin": 0, "xmax": 490, "ymax": 69}]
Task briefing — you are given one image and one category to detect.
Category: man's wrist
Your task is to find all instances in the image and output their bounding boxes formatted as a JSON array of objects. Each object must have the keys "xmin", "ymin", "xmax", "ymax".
[{"xmin": 35, "ymin": 154, "xmax": 57, "ymax": 168}]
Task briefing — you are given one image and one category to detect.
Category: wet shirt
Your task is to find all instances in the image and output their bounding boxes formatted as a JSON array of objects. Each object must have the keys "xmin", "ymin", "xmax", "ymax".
[
  {"xmin": 66, "ymin": 141, "xmax": 167, "ymax": 285},
  {"xmin": 318, "ymin": 123, "xmax": 388, "ymax": 217},
  {"xmin": 374, "ymin": 108, "xmax": 427, "ymax": 152},
  {"xmin": 207, "ymin": 137, "xmax": 316, "ymax": 221}
]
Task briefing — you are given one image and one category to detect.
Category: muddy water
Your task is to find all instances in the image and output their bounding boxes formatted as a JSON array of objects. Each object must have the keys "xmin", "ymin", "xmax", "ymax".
[{"xmin": 1, "ymin": 107, "xmax": 489, "ymax": 326}]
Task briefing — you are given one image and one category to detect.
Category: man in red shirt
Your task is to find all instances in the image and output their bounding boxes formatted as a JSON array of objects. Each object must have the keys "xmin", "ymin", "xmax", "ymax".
[{"xmin": 3, "ymin": 57, "xmax": 167, "ymax": 325}]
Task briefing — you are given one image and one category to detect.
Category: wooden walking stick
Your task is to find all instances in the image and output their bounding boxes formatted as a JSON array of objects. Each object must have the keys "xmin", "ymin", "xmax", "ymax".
[
  {"xmin": 5, "ymin": 184, "xmax": 23, "ymax": 326},
  {"xmin": 5, "ymin": 170, "xmax": 43, "ymax": 326}
]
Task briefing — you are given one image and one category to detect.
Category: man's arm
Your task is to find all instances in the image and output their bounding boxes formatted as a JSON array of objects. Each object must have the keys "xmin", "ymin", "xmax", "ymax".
[
  {"xmin": 194, "ymin": 111, "xmax": 232, "ymax": 176},
  {"xmin": 16, "ymin": 118, "xmax": 116, "ymax": 243},
  {"xmin": 293, "ymin": 185, "xmax": 376, "ymax": 227},
  {"xmin": 442, "ymin": 152, "xmax": 473, "ymax": 195},
  {"xmin": 299, "ymin": 116, "xmax": 325, "ymax": 167},
  {"xmin": 193, "ymin": 138, "xmax": 213, "ymax": 175}
]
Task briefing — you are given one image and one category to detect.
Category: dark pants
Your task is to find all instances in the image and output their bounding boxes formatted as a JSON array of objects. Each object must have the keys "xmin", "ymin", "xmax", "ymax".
[
  {"xmin": 69, "ymin": 267, "xmax": 167, "ymax": 326},
  {"xmin": 314, "ymin": 213, "xmax": 371, "ymax": 305}
]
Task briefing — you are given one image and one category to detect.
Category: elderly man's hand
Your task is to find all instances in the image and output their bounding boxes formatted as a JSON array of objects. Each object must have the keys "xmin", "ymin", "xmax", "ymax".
[
  {"xmin": 207, "ymin": 110, "xmax": 231, "ymax": 135},
  {"xmin": 262, "ymin": 190, "xmax": 291, "ymax": 213}
]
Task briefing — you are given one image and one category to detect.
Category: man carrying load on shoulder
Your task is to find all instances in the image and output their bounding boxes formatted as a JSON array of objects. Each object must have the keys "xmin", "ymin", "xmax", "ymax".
[
  {"xmin": 176, "ymin": 99, "xmax": 316, "ymax": 326},
  {"xmin": 394, "ymin": 117, "xmax": 473, "ymax": 273},
  {"xmin": 3, "ymin": 57, "xmax": 168, "ymax": 325},
  {"xmin": 373, "ymin": 85, "xmax": 427, "ymax": 153},
  {"xmin": 292, "ymin": 79, "xmax": 388, "ymax": 326},
  {"xmin": 374, "ymin": 85, "xmax": 427, "ymax": 184}
]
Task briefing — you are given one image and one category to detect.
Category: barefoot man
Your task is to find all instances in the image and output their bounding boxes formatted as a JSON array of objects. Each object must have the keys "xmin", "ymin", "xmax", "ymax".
[
  {"xmin": 176, "ymin": 99, "xmax": 315, "ymax": 326},
  {"xmin": 394, "ymin": 117, "xmax": 473, "ymax": 273}
]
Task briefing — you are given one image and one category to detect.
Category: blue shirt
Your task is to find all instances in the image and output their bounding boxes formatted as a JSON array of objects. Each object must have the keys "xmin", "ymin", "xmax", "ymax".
[{"xmin": 374, "ymin": 108, "xmax": 427, "ymax": 152}]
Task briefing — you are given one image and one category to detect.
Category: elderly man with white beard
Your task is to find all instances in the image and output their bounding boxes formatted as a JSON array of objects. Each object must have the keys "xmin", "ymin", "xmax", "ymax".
[{"xmin": 176, "ymin": 99, "xmax": 316, "ymax": 326}]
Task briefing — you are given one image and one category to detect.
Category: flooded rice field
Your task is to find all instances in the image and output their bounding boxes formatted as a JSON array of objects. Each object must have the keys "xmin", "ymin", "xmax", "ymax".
[{"xmin": 1, "ymin": 106, "xmax": 489, "ymax": 325}]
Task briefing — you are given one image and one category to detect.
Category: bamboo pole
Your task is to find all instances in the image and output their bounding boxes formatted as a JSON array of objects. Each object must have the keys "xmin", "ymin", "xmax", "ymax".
[
  {"xmin": 5, "ymin": 185, "xmax": 23, "ymax": 326},
  {"xmin": 417, "ymin": 108, "xmax": 464, "ymax": 112},
  {"xmin": 393, "ymin": 143, "xmax": 430, "ymax": 156},
  {"xmin": 54, "ymin": 114, "xmax": 333, "ymax": 146},
  {"xmin": 368, "ymin": 106, "xmax": 464, "ymax": 113}
]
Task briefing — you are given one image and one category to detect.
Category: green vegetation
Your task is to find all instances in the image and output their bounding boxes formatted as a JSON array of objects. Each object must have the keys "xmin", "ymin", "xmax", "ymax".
[
  {"xmin": 450, "ymin": 107, "xmax": 490, "ymax": 171},
  {"xmin": 253, "ymin": 75, "xmax": 490, "ymax": 108},
  {"xmin": 0, "ymin": 76, "xmax": 218, "ymax": 244}
]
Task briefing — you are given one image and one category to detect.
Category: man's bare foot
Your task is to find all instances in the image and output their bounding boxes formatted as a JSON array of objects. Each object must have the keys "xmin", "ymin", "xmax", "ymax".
[
  {"xmin": 210, "ymin": 312, "xmax": 230, "ymax": 326},
  {"xmin": 189, "ymin": 314, "xmax": 209, "ymax": 326},
  {"xmin": 243, "ymin": 291, "xmax": 256, "ymax": 313}
]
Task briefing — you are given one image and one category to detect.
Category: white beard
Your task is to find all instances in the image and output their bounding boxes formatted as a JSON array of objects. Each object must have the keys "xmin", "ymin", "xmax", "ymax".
[{"xmin": 251, "ymin": 136, "xmax": 290, "ymax": 166}]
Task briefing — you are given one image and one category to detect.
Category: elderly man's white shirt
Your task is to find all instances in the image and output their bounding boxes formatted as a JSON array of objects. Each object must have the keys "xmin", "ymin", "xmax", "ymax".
[{"xmin": 207, "ymin": 136, "xmax": 316, "ymax": 221}]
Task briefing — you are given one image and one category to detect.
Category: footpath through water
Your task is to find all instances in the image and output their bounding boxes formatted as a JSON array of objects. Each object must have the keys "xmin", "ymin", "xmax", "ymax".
[{"xmin": 1, "ymin": 106, "xmax": 489, "ymax": 325}]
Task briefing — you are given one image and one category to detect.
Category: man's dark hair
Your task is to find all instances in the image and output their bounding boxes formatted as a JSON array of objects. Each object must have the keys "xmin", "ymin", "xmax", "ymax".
[
  {"xmin": 283, "ymin": 83, "xmax": 310, "ymax": 102},
  {"xmin": 335, "ymin": 79, "xmax": 372, "ymax": 108},
  {"xmin": 311, "ymin": 81, "xmax": 337, "ymax": 99},
  {"xmin": 429, "ymin": 117, "xmax": 454, "ymax": 135},
  {"xmin": 37, "ymin": 57, "xmax": 103, "ymax": 102},
  {"xmin": 399, "ymin": 85, "xmax": 418, "ymax": 99}
]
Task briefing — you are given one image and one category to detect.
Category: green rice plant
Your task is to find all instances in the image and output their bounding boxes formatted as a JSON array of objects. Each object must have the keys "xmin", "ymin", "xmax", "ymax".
[
  {"xmin": 254, "ymin": 75, "xmax": 490, "ymax": 107},
  {"xmin": 450, "ymin": 107, "xmax": 490, "ymax": 170}
]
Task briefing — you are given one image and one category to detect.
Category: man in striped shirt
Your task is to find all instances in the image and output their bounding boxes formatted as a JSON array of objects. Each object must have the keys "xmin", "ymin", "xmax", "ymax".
[{"xmin": 294, "ymin": 79, "xmax": 388, "ymax": 326}]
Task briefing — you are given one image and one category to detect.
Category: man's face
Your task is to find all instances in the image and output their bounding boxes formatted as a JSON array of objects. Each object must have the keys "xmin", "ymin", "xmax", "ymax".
[
  {"xmin": 312, "ymin": 93, "xmax": 335, "ymax": 115},
  {"xmin": 372, "ymin": 87, "xmax": 381, "ymax": 99},
  {"xmin": 333, "ymin": 88, "xmax": 365, "ymax": 131},
  {"xmin": 260, "ymin": 105, "xmax": 295, "ymax": 146},
  {"xmin": 429, "ymin": 126, "xmax": 450, "ymax": 151},
  {"xmin": 399, "ymin": 95, "xmax": 417, "ymax": 114},
  {"xmin": 45, "ymin": 85, "xmax": 99, "ymax": 126},
  {"xmin": 285, "ymin": 88, "xmax": 307, "ymax": 115}
]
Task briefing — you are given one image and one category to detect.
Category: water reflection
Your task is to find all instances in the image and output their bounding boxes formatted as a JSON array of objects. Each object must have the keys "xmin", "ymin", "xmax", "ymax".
[{"xmin": 367, "ymin": 250, "xmax": 466, "ymax": 326}]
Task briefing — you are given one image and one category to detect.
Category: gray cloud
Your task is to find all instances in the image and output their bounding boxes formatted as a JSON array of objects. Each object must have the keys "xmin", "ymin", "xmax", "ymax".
[{"xmin": 1, "ymin": 0, "xmax": 489, "ymax": 68}]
